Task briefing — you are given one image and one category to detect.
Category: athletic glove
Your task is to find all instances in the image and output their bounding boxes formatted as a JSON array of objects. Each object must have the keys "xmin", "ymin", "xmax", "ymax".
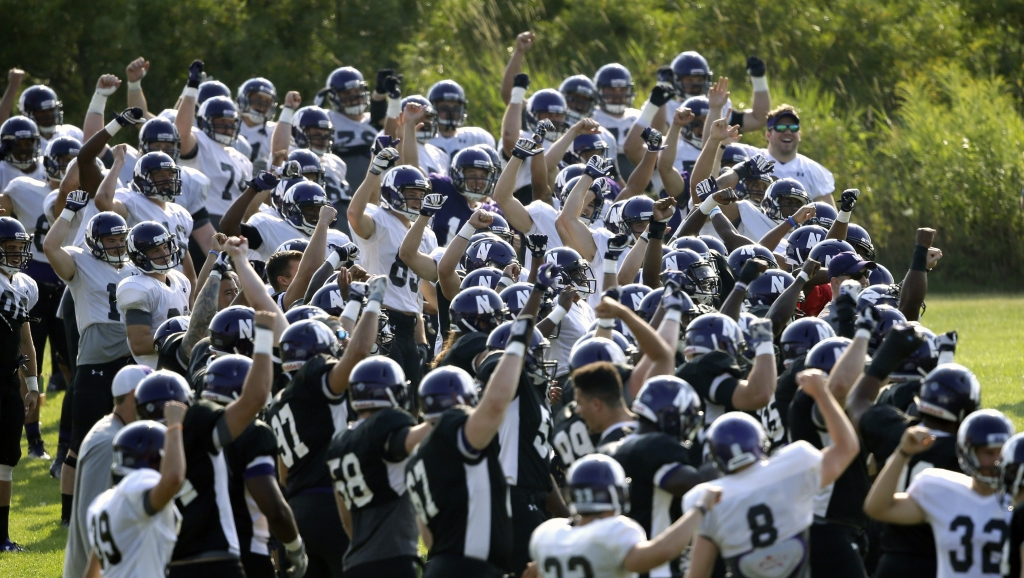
[
  {"xmin": 64, "ymin": 190, "xmax": 89, "ymax": 213},
  {"xmin": 746, "ymin": 318, "xmax": 774, "ymax": 352},
  {"xmin": 511, "ymin": 137, "xmax": 542, "ymax": 160},
  {"xmin": 535, "ymin": 263, "xmax": 561, "ymax": 291},
  {"xmin": 649, "ymin": 85, "xmax": 674, "ymax": 107},
  {"xmin": 513, "ymin": 73, "xmax": 531, "ymax": 90},
  {"xmin": 367, "ymin": 275, "xmax": 388, "ymax": 303},
  {"xmin": 114, "ymin": 107, "xmax": 145, "ymax": 127},
  {"xmin": 584, "ymin": 155, "xmax": 613, "ymax": 179},
  {"xmin": 374, "ymin": 69, "xmax": 395, "ymax": 95},
  {"xmin": 840, "ymin": 189, "xmax": 860, "ymax": 213},
  {"xmin": 187, "ymin": 60, "xmax": 204, "ymax": 88},
  {"xmin": 419, "ymin": 193, "xmax": 447, "ymax": 217},
  {"xmin": 604, "ymin": 234, "xmax": 631, "ymax": 261},
  {"xmin": 248, "ymin": 171, "xmax": 280, "ymax": 192},
  {"xmin": 384, "ymin": 75, "xmax": 402, "ymax": 99},
  {"xmin": 642, "ymin": 127, "xmax": 667, "ymax": 152},
  {"xmin": 369, "ymin": 147, "xmax": 400, "ymax": 175},
  {"xmin": 526, "ymin": 234, "xmax": 548, "ymax": 259},
  {"xmin": 746, "ymin": 56, "xmax": 767, "ymax": 78}
]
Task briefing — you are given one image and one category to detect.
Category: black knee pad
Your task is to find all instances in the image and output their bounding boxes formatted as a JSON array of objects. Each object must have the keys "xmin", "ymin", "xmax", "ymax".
[{"xmin": 64, "ymin": 455, "xmax": 78, "ymax": 469}]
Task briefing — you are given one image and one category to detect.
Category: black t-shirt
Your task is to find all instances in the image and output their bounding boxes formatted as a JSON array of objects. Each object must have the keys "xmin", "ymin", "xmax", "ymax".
[
  {"xmin": 172, "ymin": 400, "xmax": 236, "ymax": 560},
  {"xmin": 224, "ymin": 419, "xmax": 278, "ymax": 555},
  {"xmin": 789, "ymin": 390, "xmax": 870, "ymax": 528},
  {"xmin": 876, "ymin": 379, "xmax": 922, "ymax": 415},
  {"xmin": 438, "ymin": 332, "xmax": 489, "ymax": 378},
  {"xmin": 327, "ymin": 407, "xmax": 420, "ymax": 568},
  {"xmin": 549, "ymin": 405, "xmax": 597, "ymax": 486},
  {"xmin": 860, "ymin": 403, "xmax": 960, "ymax": 557},
  {"xmin": 677, "ymin": 351, "xmax": 743, "ymax": 428},
  {"xmin": 478, "ymin": 351, "xmax": 553, "ymax": 493},
  {"xmin": 404, "ymin": 407, "xmax": 513, "ymax": 571},
  {"xmin": 267, "ymin": 355, "xmax": 351, "ymax": 497}
]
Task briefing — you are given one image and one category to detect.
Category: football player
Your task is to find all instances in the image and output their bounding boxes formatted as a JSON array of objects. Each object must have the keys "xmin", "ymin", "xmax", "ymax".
[
  {"xmin": 0, "ymin": 116, "xmax": 45, "ymax": 191},
  {"xmin": 426, "ymin": 78, "xmax": 497, "ymax": 159},
  {"xmin": 0, "ymin": 216, "xmax": 40, "ymax": 552},
  {"xmin": 17, "ymin": 84, "xmax": 84, "ymax": 149},
  {"xmin": 394, "ymin": 96, "xmax": 450, "ymax": 176},
  {"xmin": 603, "ymin": 375, "xmax": 711, "ymax": 577},
  {"xmin": 683, "ymin": 369, "xmax": 860, "ymax": 578},
  {"xmin": 271, "ymin": 93, "xmax": 351, "ymax": 213},
  {"xmin": 62, "ymin": 364, "xmax": 150, "ymax": 578},
  {"xmin": 404, "ymin": 312, "xmax": 538, "ymax": 577},
  {"xmin": 426, "ymin": 146, "xmax": 499, "ymax": 246},
  {"xmin": 326, "ymin": 356, "xmax": 434, "ymax": 577},
  {"xmin": 317, "ymin": 67, "xmax": 379, "ymax": 194},
  {"xmin": 268, "ymin": 277, "xmax": 387, "ymax": 578},
  {"xmin": 176, "ymin": 60, "xmax": 254, "ymax": 226},
  {"xmin": 864, "ymin": 410, "xmax": 1013, "ymax": 578},
  {"xmin": 591, "ymin": 64, "xmax": 641, "ymax": 177},
  {"xmin": 202, "ymin": 355, "xmax": 308, "ymax": 578},
  {"xmin": 236, "ymin": 77, "xmax": 278, "ymax": 171},
  {"xmin": 116, "ymin": 221, "xmax": 192, "ymax": 368},
  {"xmin": 528, "ymin": 454, "xmax": 721, "ymax": 578},
  {"xmin": 347, "ymin": 144, "xmax": 437, "ymax": 388},
  {"xmin": 84, "ymin": 407, "xmax": 186, "ymax": 578},
  {"xmin": 44, "ymin": 199, "xmax": 140, "ymax": 526}
]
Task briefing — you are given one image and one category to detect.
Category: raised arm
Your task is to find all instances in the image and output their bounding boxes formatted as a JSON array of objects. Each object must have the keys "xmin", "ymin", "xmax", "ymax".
[
  {"xmin": 742, "ymin": 56, "xmax": 771, "ymax": 131},
  {"xmin": 898, "ymin": 228, "xmax": 938, "ymax": 322},
  {"xmin": 614, "ymin": 128, "xmax": 662, "ymax": 202},
  {"xmin": 281, "ymin": 205, "xmax": 335, "ymax": 310},
  {"xmin": 556, "ymin": 156, "xmax": 611, "ymax": 261},
  {"xmin": 796, "ymin": 369, "xmax": 859, "ymax": 488},
  {"xmin": 176, "ymin": 60, "xmax": 204, "ymax": 157},
  {"xmin": 178, "ymin": 253, "xmax": 225, "ymax": 362},
  {"xmin": 94, "ymin": 144, "xmax": 129, "ymax": 218},
  {"xmin": 223, "ymin": 237, "xmax": 289, "ymax": 337},
  {"xmin": 146, "ymin": 402, "xmax": 187, "ymax": 512},
  {"xmin": 492, "ymin": 142, "xmax": 538, "ymax": 233},
  {"xmin": 437, "ymin": 209, "xmax": 493, "ymax": 299},
  {"xmin": 220, "ymin": 172, "xmax": 279, "ymax": 237},
  {"xmin": 758, "ymin": 204, "xmax": 815, "ymax": 252},
  {"xmin": 399, "ymin": 195, "xmax": 444, "ymax": 283},
  {"xmin": 687, "ymin": 118, "xmax": 737, "ymax": 206},
  {"xmin": 624, "ymin": 84, "xmax": 675, "ymax": 166},
  {"xmin": 347, "ymin": 142, "xmax": 399, "ymax": 238},
  {"xmin": 845, "ymin": 323, "xmax": 926, "ymax": 432},
  {"xmin": 271, "ymin": 91, "xmax": 301, "ymax": 162},
  {"xmin": 398, "ymin": 102, "xmax": 424, "ymax": 171},
  {"xmin": 640, "ymin": 198, "xmax": 676, "ymax": 289},
  {"xmin": 730, "ymin": 318, "xmax": 776, "ymax": 410},
  {"xmin": 464, "ymin": 316, "xmax": 533, "ymax": 450},
  {"xmin": 501, "ymin": 73, "xmax": 529, "ymax": 157},
  {"xmin": 83, "ymin": 74, "xmax": 121, "ymax": 141},
  {"xmin": 42, "ymin": 191, "xmax": 88, "ymax": 281},
  {"xmin": 0, "ymin": 69, "xmax": 24, "ymax": 124},
  {"xmin": 223, "ymin": 311, "xmax": 277, "ymax": 439},
  {"xmin": 500, "ymin": 32, "xmax": 534, "ymax": 105},
  {"xmin": 124, "ymin": 57, "xmax": 155, "ymax": 120},
  {"xmin": 328, "ymin": 276, "xmax": 387, "ymax": 395},
  {"xmin": 624, "ymin": 488, "xmax": 720, "ymax": 573},
  {"xmin": 599, "ymin": 296, "xmax": 673, "ymax": 386},
  {"xmin": 764, "ymin": 260, "xmax": 820, "ymax": 336},
  {"xmin": 863, "ymin": 426, "xmax": 930, "ymax": 524},
  {"xmin": 719, "ymin": 259, "xmax": 767, "ymax": 321},
  {"xmin": 658, "ymin": 108, "xmax": 693, "ymax": 200},
  {"xmin": 709, "ymin": 210, "xmax": 756, "ymax": 252}
]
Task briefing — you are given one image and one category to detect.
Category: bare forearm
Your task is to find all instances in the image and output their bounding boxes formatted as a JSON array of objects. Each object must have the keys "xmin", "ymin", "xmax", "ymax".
[{"xmin": 181, "ymin": 272, "xmax": 221, "ymax": 358}]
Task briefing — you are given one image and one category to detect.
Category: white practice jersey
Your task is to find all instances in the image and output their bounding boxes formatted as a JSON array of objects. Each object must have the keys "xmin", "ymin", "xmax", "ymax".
[
  {"xmin": 418, "ymin": 142, "xmax": 451, "ymax": 176},
  {"xmin": 122, "ymin": 147, "xmax": 211, "ymax": 218},
  {"xmin": 907, "ymin": 468, "xmax": 1012, "ymax": 578},
  {"xmin": 327, "ymin": 110, "xmax": 377, "ymax": 154},
  {"xmin": 531, "ymin": 515, "xmax": 646, "ymax": 578},
  {"xmin": 673, "ymin": 138, "xmax": 702, "ymax": 175},
  {"xmin": 0, "ymin": 271, "xmax": 38, "ymax": 321},
  {"xmin": 62, "ymin": 247, "xmax": 140, "ymax": 333},
  {"xmin": 43, "ymin": 189, "xmax": 82, "ymax": 246},
  {"xmin": 239, "ymin": 120, "xmax": 276, "ymax": 172},
  {"xmin": 525, "ymin": 200, "xmax": 564, "ymax": 271},
  {"xmin": 244, "ymin": 211, "xmax": 350, "ymax": 260},
  {"xmin": 180, "ymin": 128, "xmax": 253, "ymax": 216},
  {"xmin": 116, "ymin": 270, "xmax": 191, "ymax": 368},
  {"xmin": 353, "ymin": 204, "xmax": 436, "ymax": 314},
  {"xmin": 38, "ymin": 124, "xmax": 84, "ymax": 153},
  {"xmin": 287, "ymin": 145, "xmax": 349, "ymax": 203},
  {"xmin": 683, "ymin": 440, "xmax": 822, "ymax": 578},
  {"xmin": 592, "ymin": 108, "xmax": 641, "ymax": 149},
  {"xmin": 0, "ymin": 158, "xmax": 45, "ymax": 193},
  {"xmin": 506, "ymin": 129, "xmax": 555, "ymax": 192},
  {"xmin": 547, "ymin": 301, "xmax": 595, "ymax": 378},
  {"xmin": 733, "ymin": 143, "xmax": 835, "ymax": 201},
  {"xmin": 86, "ymin": 468, "xmax": 181, "ymax": 578},
  {"xmin": 428, "ymin": 126, "xmax": 496, "ymax": 159},
  {"xmin": 3, "ymin": 176, "xmax": 54, "ymax": 264}
]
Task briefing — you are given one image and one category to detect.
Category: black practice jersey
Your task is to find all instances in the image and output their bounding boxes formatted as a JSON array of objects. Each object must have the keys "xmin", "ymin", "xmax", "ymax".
[
  {"xmin": 1007, "ymin": 503, "xmax": 1024, "ymax": 578},
  {"xmin": 187, "ymin": 338, "xmax": 214, "ymax": 394},
  {"xmin": 224, "ymin": 419, "xmax": 278, "ymax": 556},
  {"xmin": 789, "ymin": 390, "xmax": 870, "ymax": 528},
  {"xmin": 405, "ymin": 407, "xmax": 513, "ymax": 571},
  {"xmin": 172, "ymin": 400, "xmax": 239, "ymax": 560},
  {"xmin": 860, "ymin": 403, "xmax": 960, "ymax": 557},
  {"xmin": 327, "ymin": 407, "xmax": 420, "ymax": 568},
  {"xmin": 772, "ymin": 354, "xmax": 806, "ymax": 448},
  {"xmin": 268, "ymin": 355, "xmax": 351, "ymax": 497},
  {"xmin": 157, "ymin": 332, "xmax": 190, "ymax": 379},
  {"xmin": 550, "ymin": 405, "xmax": 598, "ymax": 485},
  {"xmin": 604, "ymin": 432, "xmax": 695, "ymax": 538},
  {"xmin": 438, "ymin": 331, "xmax": 489, "ymax": 378},
  {"xmin": 478, "ymin": 351, "xmax": 553, "ymax": 492},
  {"xmin": 677, "ymin": 351, "xmax": 743, "ymax": 428},
  {"xmin": 876, "ymin": 379, "xmax": 922, "ymax": 414}
]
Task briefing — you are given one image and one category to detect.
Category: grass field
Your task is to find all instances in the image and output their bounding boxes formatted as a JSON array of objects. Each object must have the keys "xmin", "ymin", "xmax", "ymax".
[{"xmin": 2, "ymin": 295, "xmax": 1023, "ymax": 576}]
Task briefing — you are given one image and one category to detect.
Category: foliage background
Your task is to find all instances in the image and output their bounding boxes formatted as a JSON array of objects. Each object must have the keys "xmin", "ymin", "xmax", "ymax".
[{"xmin": 2, "ymin": 0, "xmax": 1023, "ymax": 288}]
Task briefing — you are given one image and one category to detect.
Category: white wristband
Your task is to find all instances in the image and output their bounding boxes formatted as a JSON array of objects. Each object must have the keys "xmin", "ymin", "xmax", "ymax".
[
  {"xmin": 699, "ymin": 196, "xmax": 720, "ymax": 215},
  {"xmin": 597, "ymin": 317, "xmax": 616, "ymax": 329},
  {"xmin": 183, "ymin": 87, "xmax": 199, "ymax": 100},
  {"xmin": 341, "ymin": 300, "xmax": 362, "ymax": 322},
  {"xmin": 637, "ymin": 101, "xmax": 658, "ymax": 127},
  {"xmin": 387, "ymin": 97, "xmax": 402, "ymax": 119},
  {"xmin": 733, "ymin": 282, "xmax": 748, "ymax": 293},
  {"xmin": 510, "ymin": 87, "xmax": 527, "ymax": 104},
  {"xmin": 284, "ymin": 537, "xmax": 303, "ymax": 552},
  {"xmin": 325, "ymin": 252, "xmax": 343, "ymax": 270},
  {"xmin": 59, "ymin": 208, "xmax": 77, "ymax": 223},
  {"xmin": 709, "ymin": 206, "xmax": 723, "ymax": 217},
  {"xmin": 755, "ymin": 341, "xmax": 775, "ymax": 357},
  {"xmin": 639, "ymin": 231, "xmax": 650, "ymax": 243},
  {"xmin": 278, "ymin": 107, "xmax": 295, "ymax": 125},
  {"xmin": 603, "ymin": 259, "xmax": 618, "ymax": 275},
  {"xmin": 837, "ymin": 210, "xmax": 852, "ymax": 224},
  {"xmin": 751, "ymin": 76, "xmax": 770, "ymax": 93},
  {"xmin": 364, "ymin": 300, "xmax": 382, "ymax": 316},
  {"xmin": 796, "ymin": 270, "xmax": 810, "ymax": 283},
  {"xmin": 938, "ymin": 351, "xmax": 955, "ymax": 365},
  {"xmin": 548, "ymin": 304, "xmax": 567, "ymax": 324},
  {"xmin": 208, "ymin": 269, "xmax": 222, "ymax": 280},
  {"xmin": 254, "ymin": 327, "xmax": 275, "ymax": 356},
  {"xmin": 664, "ymin": 309, "xmax": 682, "ymax": 323},
  {"xmin": 457, "ymin": 221, "xmax": 476, "ymax": 241},
  {"xmin": 498, "ymin": 276, "xmax": 515, "ymax": 289},
  {"xmin": 25, "ymin": 377, "xmax": 38, "ymax": 393},
  {"xmin": 104, "ymin": 119, "xmax": 122, "ymax": 137},
  {"xmin": 88, "ymin": 92, "xmax": 108, "ymax": 116},
  {"xmin": 127, "ymin": 80, "xmax": 142, "ymax": 92},
  {"xmin": 505, "ymin": 341, "xmax": 527, "ymax": 358},
  {"xmin": 855, "ymin": 328, "xmax": 872, "ymax": 341}
]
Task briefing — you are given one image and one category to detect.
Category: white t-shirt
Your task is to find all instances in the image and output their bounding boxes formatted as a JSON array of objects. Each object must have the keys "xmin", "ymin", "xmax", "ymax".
[
  {"xmin": 530, "ymin": 515, "xmax": 646, "ymax": 578},
  {"xmin": 683, "ymin": 440, "xmax": 822, "ymax": 574},
  {"xmin": 116, "ymin": 270, "xmax": 191, "ymax": 368},
  {"xmin": 907, "ymin": 468, "xmax": 1012, "ymax": 578},
  {"xmin": 62, "ymin": 246, "xmax": 140, "ymax": 334},
  {"xmin": 86, "ymin": 468, "xmax": 181, "ymax": 578},
  {"xmin": 352, "ymin": 204, "xmax": 437, "ymax": 314},
  {"xmin": 525, "ymin": 200, "xmax": 563, "ymax": 271},
  {"xmin": 239, "ymin": 120, "xmax": 276, "ymax": 172},
  {"xmin": 3, "ymin": 175, "xmax": 54, "ymax": 264},
  {"xmin": 428, "ymin": 126, "xmax": 496, "ymax": 159},
  {"xmin": 0, "ymin": 158, "xmax": 46, "ymax": 193},
  {"xmin": 180, "ymin": 128, "xmax": 253, "ymax": 217}
]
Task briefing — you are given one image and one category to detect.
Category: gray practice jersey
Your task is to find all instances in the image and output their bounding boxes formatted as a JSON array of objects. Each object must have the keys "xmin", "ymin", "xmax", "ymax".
[{"xmin": 61, "ymin": 247, "xmax": 140, "ymax": 364}]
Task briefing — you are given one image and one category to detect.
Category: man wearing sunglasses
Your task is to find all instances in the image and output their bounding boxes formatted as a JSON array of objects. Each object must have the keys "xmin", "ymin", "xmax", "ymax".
[
  {"xmin": 756, "ymin": 105, "xmax": 837, "ymax": 207},
  {"xmin": 817, "ymin": 251, "xmax": 876, "ymax": 330}
]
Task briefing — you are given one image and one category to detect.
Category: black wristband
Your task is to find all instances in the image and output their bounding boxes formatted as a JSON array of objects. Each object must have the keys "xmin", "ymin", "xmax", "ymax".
[
  {"xmin": 648, "ymin": 221, "xmax": 667, "ymax": 240},
  {"xmin": 910, "ymin": 245, "xmax": 929, "ymax": 272}
]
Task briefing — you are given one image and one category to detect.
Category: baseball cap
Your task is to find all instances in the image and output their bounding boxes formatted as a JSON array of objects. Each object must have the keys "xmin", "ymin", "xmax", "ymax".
[
  {"xmin": 827, "ymin": 251, "xmax": 877, "ymax": 279},
  {"xmin": 767, "ymin": 110, "xmax": 800, "ymax": 129},
  {"xmin": 112, "ymin": 365, "xmax": 154, "ymax": 397}
]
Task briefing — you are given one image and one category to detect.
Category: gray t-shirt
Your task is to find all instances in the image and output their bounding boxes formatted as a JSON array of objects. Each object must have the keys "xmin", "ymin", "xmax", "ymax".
[{"xmin": 63, "ymin": 414, "xmax": 123, "ymax": 578}]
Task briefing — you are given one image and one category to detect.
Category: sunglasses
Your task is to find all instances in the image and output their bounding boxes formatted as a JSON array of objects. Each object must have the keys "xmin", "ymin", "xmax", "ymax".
[
  {"xmin": 844, "ymin": 270, "xmax": 868, "ymax": 281},
  {"xmin": 771, "ymin": 123, "xmax": 800, "ymax": 133}
]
